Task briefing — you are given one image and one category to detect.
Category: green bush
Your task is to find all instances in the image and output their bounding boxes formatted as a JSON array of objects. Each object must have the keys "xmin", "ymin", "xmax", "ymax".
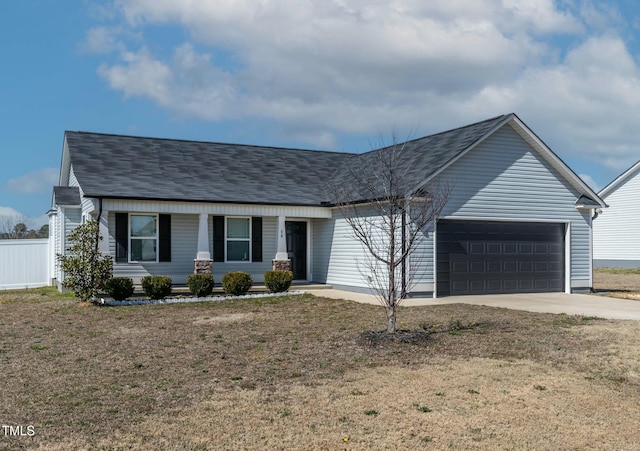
[
  {"xmin": 187, "ymin": 274, "xmax": 215, "ymax": 297},
  {"xmin": 104, "ymin": 277, "xmax": 134, "ymax": 301},
  {"xmin": 264, "ymin": 270, "xmax": 293, "ymax": 293},
  {"xmin": 221, "ymin": 271, "xmax": 253, "ymax": 296},
  {"xmin": 141, "ymin": 276, "xmax": 172, "ymax": 300},
  {"xmin": 57, "ymin": 220, "xmax": 113, "ymax": 302}
]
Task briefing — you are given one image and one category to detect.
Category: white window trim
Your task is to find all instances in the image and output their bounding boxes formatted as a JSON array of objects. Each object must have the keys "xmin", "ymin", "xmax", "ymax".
[
  {"xmin": 129, "ymin": 213, "xmax": 159, "ymax": 263},
  {"xmin": 225, "ymin": 216, "xmax": 251, "ymax": 263}
]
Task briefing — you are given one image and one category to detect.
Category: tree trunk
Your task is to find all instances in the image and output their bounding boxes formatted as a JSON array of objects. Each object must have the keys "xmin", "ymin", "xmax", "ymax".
[{"xmin": 386, "ymin": 305, "xmax": 396, "ymax": 333}]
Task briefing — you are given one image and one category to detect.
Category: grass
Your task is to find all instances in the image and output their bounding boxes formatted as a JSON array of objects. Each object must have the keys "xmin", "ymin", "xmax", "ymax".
[
  {"xmin": 1, "ymin": 286, "xmax": 640, "ymax": 449},
  {"xmin": 593, "ymin": 267, "xmax": 640, "ymax": 299},
  {"xmin": 594, "ymin": 267, "xmax": 640, "ymax": 275},
  {"xmin": 0, "ymin": 286, "xmax": 74, "ymax": 304}
]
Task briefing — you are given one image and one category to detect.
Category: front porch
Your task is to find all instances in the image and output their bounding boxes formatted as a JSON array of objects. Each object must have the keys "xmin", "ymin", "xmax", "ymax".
[{"xmin": 96, "ymin": 199, "xmax": 334, "ymax": 285}]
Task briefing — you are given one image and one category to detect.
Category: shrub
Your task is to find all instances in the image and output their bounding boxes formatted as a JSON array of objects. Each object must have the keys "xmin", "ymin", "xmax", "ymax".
[
  {"xmin": 104, "ymin": 277, "xmax": 134, "ymax": 301},
  {"xmin": 221, "ymin": 271, "xmax": 253, "ymax": 296},
  {"xmin": 264, "ymin": 270, "xmax": 293, "ymax": 293},
  {"xmin": 141, "ymin": 276, "xmax": 172, "ymax": 300},
  {"xmin": 187, "ymin": 274, "xmax": 215, "ymax": 297},
  {"xmin": 57, "ymin": 220, "xmax": 113, "ymax": 302}
]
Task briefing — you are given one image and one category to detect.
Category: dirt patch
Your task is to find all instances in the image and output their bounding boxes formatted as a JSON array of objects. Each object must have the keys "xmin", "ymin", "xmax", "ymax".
[
  {"xmin": 193, "ymin": 312, "xmax": 255, "ymax": 325},
  {"xmin": 359, "ymin": 329, "xmax": 433, "ymax": 346}
]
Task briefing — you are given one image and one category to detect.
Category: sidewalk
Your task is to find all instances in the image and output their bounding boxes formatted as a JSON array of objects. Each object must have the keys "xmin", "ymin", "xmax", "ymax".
[{"xmin": 303, "ymin": 289, "xmax": 640, "ymax": 320}]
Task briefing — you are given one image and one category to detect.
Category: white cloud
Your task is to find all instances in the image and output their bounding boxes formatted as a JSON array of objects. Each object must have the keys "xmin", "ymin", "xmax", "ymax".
[
  {"xmin": 4, "ymin": 168, "xmax": 59, "ymax": 194},
  {"xmin": 0, "ymin": 206, "xmax": 25, "ymax": 220},
  {"xmin": 83, "ymin": 26, "xmax": 122, "ymax": 54},
  {"xmin": 0, "ymin": 203, "xmax": 49, "ymax": 236},
  {"xmin": 98, "ymin": 44, "xmax": 239, "ymax": 120},
  {"xmin": 578, "ymin": 173, "xmax": 600, "ymax": 193},
  {"xmin": 89, "ymin": 0, "xmax": 640, "ymax": 173},
  {"xmin": 475, "ymin": 35, "xmax": 640, "ymax": 173},
  {"xmin": 94, "ymin": 0, "xmax": 564, "ymax": 144},
  {"xmin": 0, "ymin": 207, "xmax": 47, "ymax": 232},
  {"xmin": 501, "ymin": 0, "xmax": 583, "ymax": 34},
  {"xmin": 28, "ymin": 214, "xmax": 50, "ymax": 229},
  {"xmin": 98, "ymin": 47, "xmax": 173, "ymax": 104},
  {"xmin": 81, "ymin": 26, "xmax": 142, "ymax": 54}
]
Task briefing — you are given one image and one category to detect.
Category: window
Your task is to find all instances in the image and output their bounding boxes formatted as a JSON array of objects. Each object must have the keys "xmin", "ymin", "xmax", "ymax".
[
  {"xmin": 130, "ymin": 214, "xmax": 157, "ymax": 262},
  {"xmin": 226, "ymin": 217, "xmax": 250, "ymax": 261},
  {"xmin": 212, "ymin": 216, "xmax": 262, "ymax": 263},
  {"xmin": 115, "ymin": 213, "xmax": 170, "ymax": 263}
]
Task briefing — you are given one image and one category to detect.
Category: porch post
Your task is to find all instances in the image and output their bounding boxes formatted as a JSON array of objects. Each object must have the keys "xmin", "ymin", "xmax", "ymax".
[
  {"xmin": 273, "ymin": 215, "xmax": 291, "ymax": 271},
  {"xmin": 98, "ymin": 208, "xmax": 110, "ymax": 255},
  {"xmin": 194, "ymin": 213, "xmax": 212, "ymax": 274}
]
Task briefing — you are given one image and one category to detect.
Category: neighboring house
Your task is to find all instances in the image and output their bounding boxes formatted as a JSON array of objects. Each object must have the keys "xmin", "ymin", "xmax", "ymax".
[
  {"xmin": 50, "ymin": 113, "xmax": 605, "ymax": 296},
  {"xmin": 593, "ymin": 161, "xmax": 640, "ymax": 268}
]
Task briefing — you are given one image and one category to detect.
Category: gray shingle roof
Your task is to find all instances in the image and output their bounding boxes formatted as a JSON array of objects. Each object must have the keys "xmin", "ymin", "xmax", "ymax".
[
  {"xmin": 53, "ymin": 186, "xmax": 81, "ymax": 206},
  {"xmin": 329, "ymin": 114, "xmax": 509, "ymax": 202},
  {"xmin": 65, "ymin": 133, "xmax": 349, "ymax": 206},
  {"xmin": 64, "ymin": 114, "xmax": 509, "ymax": 206}
]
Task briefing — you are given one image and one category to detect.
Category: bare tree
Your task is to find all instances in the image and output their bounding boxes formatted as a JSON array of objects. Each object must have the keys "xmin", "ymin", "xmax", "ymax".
[
  {"xmin": 329, "ymin": 133, "xmax": 450, "ymax": 333},
  {"xmin": 0, "ymin": 213, "xmax": 29, "ymax": 239}
]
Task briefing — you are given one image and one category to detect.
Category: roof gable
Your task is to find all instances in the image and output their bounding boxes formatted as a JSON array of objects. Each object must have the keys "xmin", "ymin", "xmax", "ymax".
[
  {"xmin": 598, "ymin": 160, "xmax": 640, "ymax": 199},
  {"xmin": 328, "ymin": 114, "xmax": 510, "ymax": 203},
  {"xmin": 415, "ymin": 114, "xmax": 605, "ymax": 208},
  {"xmin": 506, "ymin": 115, "xmax": 604, "ymax": 206}
]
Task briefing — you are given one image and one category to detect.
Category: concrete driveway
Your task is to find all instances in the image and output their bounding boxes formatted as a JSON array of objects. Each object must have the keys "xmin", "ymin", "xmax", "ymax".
[{"xmin": 304, "ymin": 289, "xmax": 640, "ymax": 320}]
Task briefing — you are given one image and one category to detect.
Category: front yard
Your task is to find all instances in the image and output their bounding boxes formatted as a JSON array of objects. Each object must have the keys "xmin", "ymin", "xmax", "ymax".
[{"xmin": 1, "ymin": 285, "xmax": 640, "ymax": 449}]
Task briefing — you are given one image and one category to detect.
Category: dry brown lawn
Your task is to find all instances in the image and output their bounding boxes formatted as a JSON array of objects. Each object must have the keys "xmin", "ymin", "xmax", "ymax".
[
  {"xmin": 1, "ymin": 283, "xmax": 640, "ymax": 450},
  {"xmin": 594, "ymin": 267, "xmax": 640, "ymax": 300}
]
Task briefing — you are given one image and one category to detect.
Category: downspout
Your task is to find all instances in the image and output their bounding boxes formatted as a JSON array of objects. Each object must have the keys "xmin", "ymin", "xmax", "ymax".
[
  {"xmin": 95, "ymin": 197, "xmax": 103, "ymax": 253},
  {"xmin": 590, "ymin": 208, "xmax": 601, "ymax": 293}
]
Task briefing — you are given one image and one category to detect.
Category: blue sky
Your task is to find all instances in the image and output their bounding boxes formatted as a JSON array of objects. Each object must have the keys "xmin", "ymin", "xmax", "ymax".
[{"xmin": 2, "ymin": 0, "xmax": 640, "ymax": 228}]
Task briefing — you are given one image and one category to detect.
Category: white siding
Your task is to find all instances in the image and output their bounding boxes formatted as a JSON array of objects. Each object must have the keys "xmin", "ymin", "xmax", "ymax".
[
  {"xmin": 0, "ymin": 239, "xmax": 49, "ymax": 290},
  {"xmin": 410, "ymin": 227, "xmax": 435, "ymax": 293},
  {"xmin": 48, "ymin": 212, "xmax": 56, "ymax": 282},
  {"xmin": 436, "ymin": 125, "xmax": 591, "ymax": 288},
  {"xmin": 319, "ymin": 124, "xmax": 592, "ymax": 294},
  {"xmin": 68, "ymin": 165, "xmax": 79, "ymax": 187},
  {"xmin": 64, "ymin": 208, "xmax": 82, "ymax": 242},
  {"xmin": 103, "ymin": 198, "xmax": 331, "ymax": 218},
  {"xmin": 69, "ymin": 165, "xmax": 96, "ymax": 217},
  {"xmin": 51, "ymin": 211, "xmax": 61, "ymax": 282},
  {"xmin": 57, "ymin": 207, "xmax": 82, "ymax": 287},
  {"xmin": 315, "ymin": 209, "xmax": 385, "ymax": 290},
  {"xmin": 593, "ymin": 166, "xmax": 640, "ymax": 266},
  {"xmin": 311, "ymin": 218, "xmax": 332, "ymax": 283}
]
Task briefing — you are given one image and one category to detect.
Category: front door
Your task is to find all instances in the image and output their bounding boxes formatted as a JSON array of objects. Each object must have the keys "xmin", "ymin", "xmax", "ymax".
[{"xmin": 286, "ymin": 221, "xmax": 307, "ymax": 280}]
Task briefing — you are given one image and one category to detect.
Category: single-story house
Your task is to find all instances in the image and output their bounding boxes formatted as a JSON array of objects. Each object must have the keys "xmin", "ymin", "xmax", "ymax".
[
  {"xmin": 49, "ymin": 113, "xmax": 605, "ymax": 297},
  {"xmin": 593, "ymin": 161, "xmax": 640, "ymax": 268}
]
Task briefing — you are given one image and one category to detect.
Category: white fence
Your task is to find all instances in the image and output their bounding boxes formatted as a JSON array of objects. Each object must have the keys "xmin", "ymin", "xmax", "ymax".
[{"xmin": 0, "ymin": 239, "xmax": 50, "ymax": 290}]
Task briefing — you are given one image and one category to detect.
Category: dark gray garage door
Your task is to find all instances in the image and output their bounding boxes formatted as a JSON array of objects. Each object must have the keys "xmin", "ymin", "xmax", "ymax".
[{"xmin": 437, "ymin": 220, "xmax": 564, "ymax": 296}]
